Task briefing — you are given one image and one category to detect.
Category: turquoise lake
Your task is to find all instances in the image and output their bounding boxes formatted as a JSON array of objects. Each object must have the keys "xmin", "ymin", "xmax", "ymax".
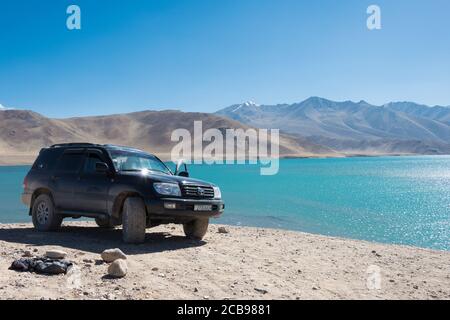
[{"xmin": 1, "ymin": 156, "xmax": 449, "ymax": 251}]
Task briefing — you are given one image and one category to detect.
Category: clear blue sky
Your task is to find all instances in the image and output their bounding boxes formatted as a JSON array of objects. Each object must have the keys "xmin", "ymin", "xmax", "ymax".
[{"xmin": 0, "ymin": 0, "xmax": 449, "ymax": 117}]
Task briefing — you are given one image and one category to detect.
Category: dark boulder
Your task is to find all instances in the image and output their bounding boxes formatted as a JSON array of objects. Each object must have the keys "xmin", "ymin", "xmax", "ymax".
[{"xmin": 9, "ymin": 257, "xmax": 73, "ymax": 275}]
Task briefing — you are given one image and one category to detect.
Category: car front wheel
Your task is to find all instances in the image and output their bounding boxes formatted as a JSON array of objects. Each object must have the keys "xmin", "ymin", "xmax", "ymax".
[
  {"xmin": 122, "ymin": 197, "xmax": 147, "ymax": 244},
  {"xmin": 183, "ymin": 219, "xmax": 209, "ymax": 240},
  {"xmin": 32, "ymin": 194, "xmax": 63, "ymax": 231}
]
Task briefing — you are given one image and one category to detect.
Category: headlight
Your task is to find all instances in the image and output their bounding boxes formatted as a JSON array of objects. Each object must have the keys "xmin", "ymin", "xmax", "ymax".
[
  {"xmin": 153, "ymin": 183, "xmax": 181, "ymax": 197},
  {"xmin": 213, "ymin": 186, "xmax": 222, "ymax": 199}
]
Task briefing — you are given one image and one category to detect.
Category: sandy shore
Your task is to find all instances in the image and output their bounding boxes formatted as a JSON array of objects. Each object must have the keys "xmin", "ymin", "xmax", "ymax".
[{"xmin": 0, "ymin": 221, "xmax": 449, "ymax": 300}]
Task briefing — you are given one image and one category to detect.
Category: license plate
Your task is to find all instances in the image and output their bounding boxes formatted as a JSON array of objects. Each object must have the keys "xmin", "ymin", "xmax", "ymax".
[{"xmin": 194, "ymin": 204, "xmax": 213, "ymax": 211}]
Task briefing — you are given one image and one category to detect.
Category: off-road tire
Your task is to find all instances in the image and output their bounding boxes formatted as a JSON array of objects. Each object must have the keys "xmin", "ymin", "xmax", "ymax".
[
  {"xmin": 183, "ymin": 219, "xmax": 209, "ymax": 240},
  {"xmin": 122, "ymin": 197, "xmax": 146, "ymax": 244},
  {"xmin": 32, "ymin": 194, "xmax": 63, "ymax": 231}
]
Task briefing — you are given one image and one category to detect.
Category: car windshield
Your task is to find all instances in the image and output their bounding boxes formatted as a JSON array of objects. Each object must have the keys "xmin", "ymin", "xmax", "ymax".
[{"xmin": 108, "ymin": 149, "xmax": 172, "ymax": 175}]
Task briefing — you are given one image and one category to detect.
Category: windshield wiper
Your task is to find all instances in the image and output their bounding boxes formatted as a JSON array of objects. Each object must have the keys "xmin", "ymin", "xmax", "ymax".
[
  {"xmin": 146, "ymin": 168, "xmax": 171, "ymax": 175},
  {"xmin": 119, "ymin": 168, "xmax": 170, "ymax": 175}
]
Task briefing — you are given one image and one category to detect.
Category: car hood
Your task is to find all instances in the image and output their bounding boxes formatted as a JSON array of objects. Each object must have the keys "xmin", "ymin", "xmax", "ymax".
[{"xmin": 117, "ymin": 171, "xmax": 216, "ymax": 187}]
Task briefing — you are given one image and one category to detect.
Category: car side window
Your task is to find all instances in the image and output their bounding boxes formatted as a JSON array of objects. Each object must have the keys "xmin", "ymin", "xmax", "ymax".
[
  {"xmin": 84, "ymin": 153, "xmax": 104, "ymax": 174},
  {"xmin": 54, "ymin": 153, "xmax": 84, "ymax": 173}
]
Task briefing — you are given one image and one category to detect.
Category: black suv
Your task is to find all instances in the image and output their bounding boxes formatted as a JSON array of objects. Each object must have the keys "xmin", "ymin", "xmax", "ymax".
[{"xmin": 22, "ymin": 143, "xmax": 224, "ymax": 243}]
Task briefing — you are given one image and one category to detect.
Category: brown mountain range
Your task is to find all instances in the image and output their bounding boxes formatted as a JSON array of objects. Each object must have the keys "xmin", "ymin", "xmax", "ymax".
[{"xmin": 0, "ymin": 109, "xmax": 336, "ymax": 165}]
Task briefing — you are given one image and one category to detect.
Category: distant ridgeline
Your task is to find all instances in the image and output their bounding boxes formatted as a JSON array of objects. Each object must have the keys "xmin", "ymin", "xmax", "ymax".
[
  {"xmin": 0, "ymin": 97, "xmax": 449, "ymax": 165},
  {"xmin": 0, "ymin": 108, "xmax": 321, "ymax": 164},
  {"xmin": 216, "ymin": 97, "xmax": 450, "ymax": 155}
]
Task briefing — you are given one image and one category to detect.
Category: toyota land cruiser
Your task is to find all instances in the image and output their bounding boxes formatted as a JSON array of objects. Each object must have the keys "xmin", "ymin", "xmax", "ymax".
[{"xmin": 21, "ymin": 143, "xmax": 225, "ymax": 243}]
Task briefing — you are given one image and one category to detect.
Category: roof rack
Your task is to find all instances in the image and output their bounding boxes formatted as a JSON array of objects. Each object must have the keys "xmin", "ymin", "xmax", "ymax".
[
  {"xmin": 48, "ymin": 143, "xmax": 148, "ymax": 154},
  {"xmin": 103, "ymin": 144, "xmax": 137, "ymax": 149},
  {"xmin": 50, "ymin": 143, "xmax": 96, "ymax": 148},
  {"xmin": 103, "ymin": 144, "xmax": 145, "ymax": 152}
]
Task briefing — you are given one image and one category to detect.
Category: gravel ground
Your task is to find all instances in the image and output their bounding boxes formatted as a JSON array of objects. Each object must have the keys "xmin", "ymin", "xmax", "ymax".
[{"xmin": 0, "ymin": 221, "xmax": 449, "ymax": 300}]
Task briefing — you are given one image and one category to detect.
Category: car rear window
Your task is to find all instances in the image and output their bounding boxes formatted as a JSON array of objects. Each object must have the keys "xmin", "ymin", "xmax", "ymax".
[{"xmin": 32, "ymin": 149, "xmax": 63, "ymax": 171}]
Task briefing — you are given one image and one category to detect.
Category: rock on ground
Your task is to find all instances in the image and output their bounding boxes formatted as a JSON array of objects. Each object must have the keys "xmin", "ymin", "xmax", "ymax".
[
  {"xmin": 22, "ymin": 250, "xmax": 33, "ymax": 257},
  {"xmin": 9, "ymin": 257, "xmax": 73, "ymax": 275},
  {"xmin": 108, "ymin": 259, "xmax": 128, "ymax": 278},
  {"xmin": 45, "ymin": 250, "xmax": 67, "ymax": 259},
  {"xmin": 218, "ymin": 226, "xmax": 229, "ymax": 234},
  {"xmin": 101, "ymin": 248, "xmax": 127, "ymax": 263}
]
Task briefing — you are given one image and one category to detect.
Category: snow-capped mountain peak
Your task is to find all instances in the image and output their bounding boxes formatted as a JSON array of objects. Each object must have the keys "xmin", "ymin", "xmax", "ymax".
[
  {"xmin": 231, "ymin": 101, "xmax": 259, "ymax": 112},
  {"xmin": 243, "ymin": 101, "xmax": 258, "ymax": 107}
]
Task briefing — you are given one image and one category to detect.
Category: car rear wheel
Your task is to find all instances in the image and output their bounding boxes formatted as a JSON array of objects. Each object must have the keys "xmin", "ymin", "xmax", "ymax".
[
  {"xmin": 32, "ymin": 194, "xmax": 63, "ymax": 231},
  {"xmin": 95, "ymin": 217, "xmax": 116, "ymax": 229},
  {"xmin": 183, "ymin": 218, "xmax": 209, "ymax": 240},
  {"xmin": 122, "ymin": 197, "xmax": 146, "ymax": 244}
]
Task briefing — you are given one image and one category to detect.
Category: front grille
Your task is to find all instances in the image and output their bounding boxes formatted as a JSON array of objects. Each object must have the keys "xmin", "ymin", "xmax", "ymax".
[{"xmin": 181, "ymin": 184, "xmax": 215, "ymax": 199}]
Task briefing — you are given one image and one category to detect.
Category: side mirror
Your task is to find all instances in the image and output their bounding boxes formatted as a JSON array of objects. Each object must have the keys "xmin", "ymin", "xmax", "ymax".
[
  {"xmin": 95, "ymin": 162, "xmax": 110, "ymax": 173},
  {"xmin": 175, "ymin": 159, "xmax": 189, "ymax": 177},
  {"xmin": 178, "ymin": 171, "xmax": 189, "ymax": 177}
]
